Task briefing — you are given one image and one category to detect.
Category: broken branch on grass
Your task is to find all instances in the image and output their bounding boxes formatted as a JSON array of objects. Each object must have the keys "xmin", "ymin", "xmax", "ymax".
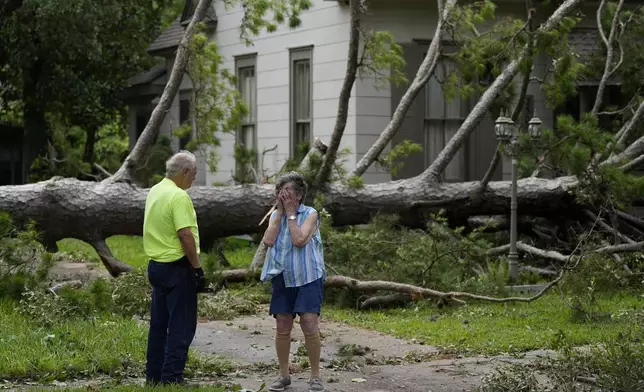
[
  {"xmin": 49, "ymin": 280, "xmax": 83, "ymax": 295},
  {"xmin": 216, "ymin": 269, "xmax": 566, "ymax": 305}
]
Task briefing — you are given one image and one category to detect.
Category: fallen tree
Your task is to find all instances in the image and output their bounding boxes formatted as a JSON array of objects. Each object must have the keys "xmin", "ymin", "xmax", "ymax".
[
  {"xmin": 0, "ymin": 175, "xmax": 580, "ymax": 276},
  {"xmin": 2, "ymin": 0, "xmax": 644, "ymax": 300}
]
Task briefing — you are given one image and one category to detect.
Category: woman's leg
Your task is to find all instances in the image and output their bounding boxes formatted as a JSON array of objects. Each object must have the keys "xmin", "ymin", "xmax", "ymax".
[
  {"xmin": 299, "ymin": 312, "xmax": 321, "ymax": 378},
  {"xmin": 275, "ymin": 313, "xmax": 294, "ymax": 376},
  {"xmin": 268, "ymin": 274, "xmax": 297, "ymax": 391},
  {"xmin": 294, "ymin": 278, "xmax": 324, "ymax": 390}
]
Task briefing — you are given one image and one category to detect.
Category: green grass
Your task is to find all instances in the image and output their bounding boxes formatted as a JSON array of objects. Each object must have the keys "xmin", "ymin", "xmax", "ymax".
[
  {"xmin": 57, "ymin": 236, "xmax": 149, "ymax": 267},
  {"xmin": 57, "ymin": 236, "xmax": 256, "ymax": 269},
  {"xmin": 0, "ymin": 300, "xmax": 234, "ymax": 381},
  {"xmin": 324, "ymin": 293, "xmax": 643, "ymax": 356}
]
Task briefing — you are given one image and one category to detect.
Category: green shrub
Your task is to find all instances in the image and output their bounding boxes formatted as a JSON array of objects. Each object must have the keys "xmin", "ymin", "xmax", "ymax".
[
  {"xmin": 0, "ymin": 212, "xmax": 53, "ymax": 300},
  {"xmin": 559, "ymin": 252, "xmax": 643, "ymax": 323},
  {"xmin": 18, "ymin": 269, "xmax": 151, "ymax": 326},
  {"xmin": 318, "ymin": 209, "xmax": 502, "ymax": 306}
]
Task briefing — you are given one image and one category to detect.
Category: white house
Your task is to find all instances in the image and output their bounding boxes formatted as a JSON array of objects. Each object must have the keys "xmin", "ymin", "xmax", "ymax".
[{"xmin": 121, "ymin": 0, "xmax": 619, "ymax": 187}]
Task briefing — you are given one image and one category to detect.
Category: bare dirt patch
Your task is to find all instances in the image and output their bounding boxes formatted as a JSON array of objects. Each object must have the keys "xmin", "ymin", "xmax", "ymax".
[{"xmin": 193, "ymin": 308, "xmax": 556, "ymax": 392}]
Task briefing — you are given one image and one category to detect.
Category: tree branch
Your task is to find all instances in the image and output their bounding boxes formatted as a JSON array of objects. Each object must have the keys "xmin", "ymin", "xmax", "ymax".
[
  {"xmin": 591, "ymin": 0, "xmax": 625, "ymax": 116},
  {"xmin": 478, "ymin": 143, "xmax": 502, "ymax": 192},
  {"xmin": 219, "ymin": 268, "xmax": 565, "ymax": 305},
  {"xmin": 620, "ymin": 153, "xmax": 644, "ymax": 172},
  {"xmin": 106, "ymin": 0, "xmax": 211, "ymax": 184},
  {"xmin": 314, "ymin": 0, "xmax": 361, "ymax": 187},
  {"xmin": 423, "ymin": 0, "xmax": 583, "ymax": 182},
  {"xmin": 601, "ymin": 101, "xmax": 644, "ymax": 166},
  {"xmin": 479, "ymin": 14, "xmax": 535, "ymax": 192},
  {"xmin": 349, "ymin": 0, "xmax": 458, "ymax": 178},
  {"xmin": 584, "ymin": 209, "xmax": 634, "ymax": 244}
]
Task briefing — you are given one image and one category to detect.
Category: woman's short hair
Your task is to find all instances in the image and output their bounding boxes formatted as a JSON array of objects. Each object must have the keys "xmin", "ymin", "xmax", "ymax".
[
  {"xmin": 275, "ymin": 171, "xmax": 308, "ymax": 203},
  {"xmin": 165, "ymin": 150, "xmax": 197, "ymax": 177}
]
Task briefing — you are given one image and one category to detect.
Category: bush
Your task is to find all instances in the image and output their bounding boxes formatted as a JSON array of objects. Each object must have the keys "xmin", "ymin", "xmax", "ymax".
[
  {"xmin": 318, "ymin": 209, "xmax": 505, "ymax": 306},
  {"xmin": 18, "ymin": 269, "xmax": 151, "ymax": 326},
  {"xmin": 0, "ymin": 212, "xmax": 53, "ymax": 300},
  {"xmin": 559, "ymin": 252, "xmax": 643, "ymax": 323},
  {"xmin": 477, "ymin": 315, "xmax": 644, "ymax": 391}
]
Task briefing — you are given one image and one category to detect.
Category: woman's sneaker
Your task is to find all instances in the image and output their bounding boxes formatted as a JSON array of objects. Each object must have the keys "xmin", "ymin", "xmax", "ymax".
[
  {"xmin": 268, "ymin": 375, "xmax": 292, "ymax": 391},
  {"xmin": 309, "ymin": 377, "xmax": 325, "ymax": 391}
]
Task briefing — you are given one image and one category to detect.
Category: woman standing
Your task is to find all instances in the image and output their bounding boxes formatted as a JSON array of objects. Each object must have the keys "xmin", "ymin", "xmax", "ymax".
[{"xmin": 260, "ymin": 172, "xmax": 326, "ymax": 392}]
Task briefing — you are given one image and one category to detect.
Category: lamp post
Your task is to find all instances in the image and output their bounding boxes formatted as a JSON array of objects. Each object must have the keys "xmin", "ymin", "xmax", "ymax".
[{"xmin": 494, "ymin": 109, "xmax": 542, "ymax": 283}]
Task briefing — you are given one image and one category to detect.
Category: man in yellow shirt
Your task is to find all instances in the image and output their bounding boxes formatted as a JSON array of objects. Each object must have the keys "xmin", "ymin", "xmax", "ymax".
[{"xmin": 143, "ymin": 150, "xmax": 206, "ymax": 386}]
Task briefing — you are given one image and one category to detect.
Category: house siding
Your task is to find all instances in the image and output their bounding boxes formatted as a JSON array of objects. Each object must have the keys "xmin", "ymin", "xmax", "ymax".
[
  {"xmin": 129, "ymin": 0, "xmax": 609, "ymax": 186},
  {"xmin": 357, "ymin": 1, "xmax": 566, "ymax": 183},
  {"xmin": 207, "ymin": 0, "xmax": 354, "ymax": 185}
]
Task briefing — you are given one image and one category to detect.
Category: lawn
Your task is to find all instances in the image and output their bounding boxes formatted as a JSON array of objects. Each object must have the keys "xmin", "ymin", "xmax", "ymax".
[
  {"xmin": 0, "ymin": 300, "xmax": 234, "ymax": 381},
  {"xmin": 324, "ymin": 292, "xmax": 643, "ymax": 355},
  {"xmin": 57, "ymin": 236, "xmax": 255, "ymax": 269},
  {"xmin": 57, "ymin": 235, "xmax": 644, "ymax": 357}
]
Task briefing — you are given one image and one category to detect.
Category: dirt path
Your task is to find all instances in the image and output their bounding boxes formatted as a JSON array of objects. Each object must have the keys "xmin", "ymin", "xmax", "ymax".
[{"xmin": 193, "ymin": 309, "xmax": 556, "ymax": 392}]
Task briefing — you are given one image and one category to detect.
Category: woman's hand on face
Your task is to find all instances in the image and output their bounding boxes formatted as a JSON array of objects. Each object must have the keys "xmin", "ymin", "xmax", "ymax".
[
  {"xmin": 275, "ymin": 189, "xmax": 285, "ymax": 213},
  {"xmin": 281, "ymin": 189, "xmax": 299, "ymax": 216}
]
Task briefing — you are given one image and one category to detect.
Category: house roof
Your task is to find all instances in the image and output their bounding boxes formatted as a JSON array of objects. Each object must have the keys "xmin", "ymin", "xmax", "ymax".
[
  {"xmin": 147, "ymin": 3, "xmax": 218, "ymax": 56},
  {"xmin": 147, "ymin": 17, "xmax": 185, "ymax": 56},
  {"xmin": 568, "ymin": 28, "xmax": 621, "ymax": 86},
  {"xmin": 569, "ymin": 28, "xmax": 601, "ymax": 61},
  {"xmin": 127, "ymin": 61, "xmax": 166, "ymax": 87}
]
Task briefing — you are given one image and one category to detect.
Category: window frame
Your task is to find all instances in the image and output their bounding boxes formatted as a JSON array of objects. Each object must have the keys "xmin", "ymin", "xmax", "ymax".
[
  {"xmin": 234, "ymin": 54, "xmax": 258, "ymax": 177},
  {"xmin": 422, "ymin": 46, "xmax": 470, "ymax": 182},
  {"xmin": 289, "ymin": 46, "xmax": 313, "ymax": 157}
]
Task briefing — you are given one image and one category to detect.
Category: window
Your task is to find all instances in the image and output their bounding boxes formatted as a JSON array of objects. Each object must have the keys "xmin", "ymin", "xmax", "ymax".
[
  {"xmin": 424, "ymin": 54, "xmax": 467, "ymax": 182},
  {"xmin": 290, "ymin": 47, "xmax": 313, "ymax": 156},
  {"xmin": 235, "ymin": 55, "xmax": 257, "ymax": 175},
  {"xmin": 136, "ymin": 110, "xmax": 152, "ymax": 140},
  {"xmin": 179, "ymin": 99, "xmax": 192, "ymax": 150}
]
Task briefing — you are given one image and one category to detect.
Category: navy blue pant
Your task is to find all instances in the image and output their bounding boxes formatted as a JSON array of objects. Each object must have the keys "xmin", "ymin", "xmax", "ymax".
[{"xmin": 146, "ymin": 258, "xmax": 197, "ymax": 384}]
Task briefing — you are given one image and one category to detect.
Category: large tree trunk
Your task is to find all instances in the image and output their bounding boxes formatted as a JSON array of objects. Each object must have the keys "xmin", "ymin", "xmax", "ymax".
[{"xmin": 0, "ymin": 175, "xmax": 579, "ymax": 276}]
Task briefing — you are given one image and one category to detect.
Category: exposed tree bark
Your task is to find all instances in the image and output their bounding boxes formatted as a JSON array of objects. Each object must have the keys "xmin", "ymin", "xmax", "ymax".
[
  {"xmin": 314, "ymin": 0, "xmax": 361, "ymax": 187},
  {"xmin": 591, "ymin": 0, "xmax": 625, "ymax": 116},
  {"xmin": 358, "ymin": 294, "xmax": 414, "ymax": 310},
  {"xmin": 424, "ymin": 0, "xmax": 584, "ymax": 182},
  {"xmin": 107, "ymin": 0, "xmax": 212, "ymax": 184},
  {"xmin": 0, "ymin": 175, "xmax": 581, "ymax": 276},
  {"xmin": 349, "ymin": 0, "xmax": 458, "ymax": 178}
]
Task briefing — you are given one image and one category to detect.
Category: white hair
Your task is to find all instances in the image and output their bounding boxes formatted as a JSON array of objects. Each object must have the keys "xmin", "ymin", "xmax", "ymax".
[{"xmin": 165, "ymin": 150, "xmax": 197, "ymax": 177}]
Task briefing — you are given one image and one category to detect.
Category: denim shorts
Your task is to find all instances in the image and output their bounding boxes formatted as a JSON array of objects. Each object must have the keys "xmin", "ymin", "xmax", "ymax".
[{"xmin": 269, "ymin": 273, "xmax": 324, "ymax": 318}]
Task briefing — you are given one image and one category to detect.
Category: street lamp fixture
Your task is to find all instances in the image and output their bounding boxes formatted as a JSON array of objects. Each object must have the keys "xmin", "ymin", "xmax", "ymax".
[
  {"xmin": 528, "ymin": 110, "xmax": 543, "ymax": 140},
  {"xmin": 494, "ymin": 108, "xmax": 542, "ymax": 283}
]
